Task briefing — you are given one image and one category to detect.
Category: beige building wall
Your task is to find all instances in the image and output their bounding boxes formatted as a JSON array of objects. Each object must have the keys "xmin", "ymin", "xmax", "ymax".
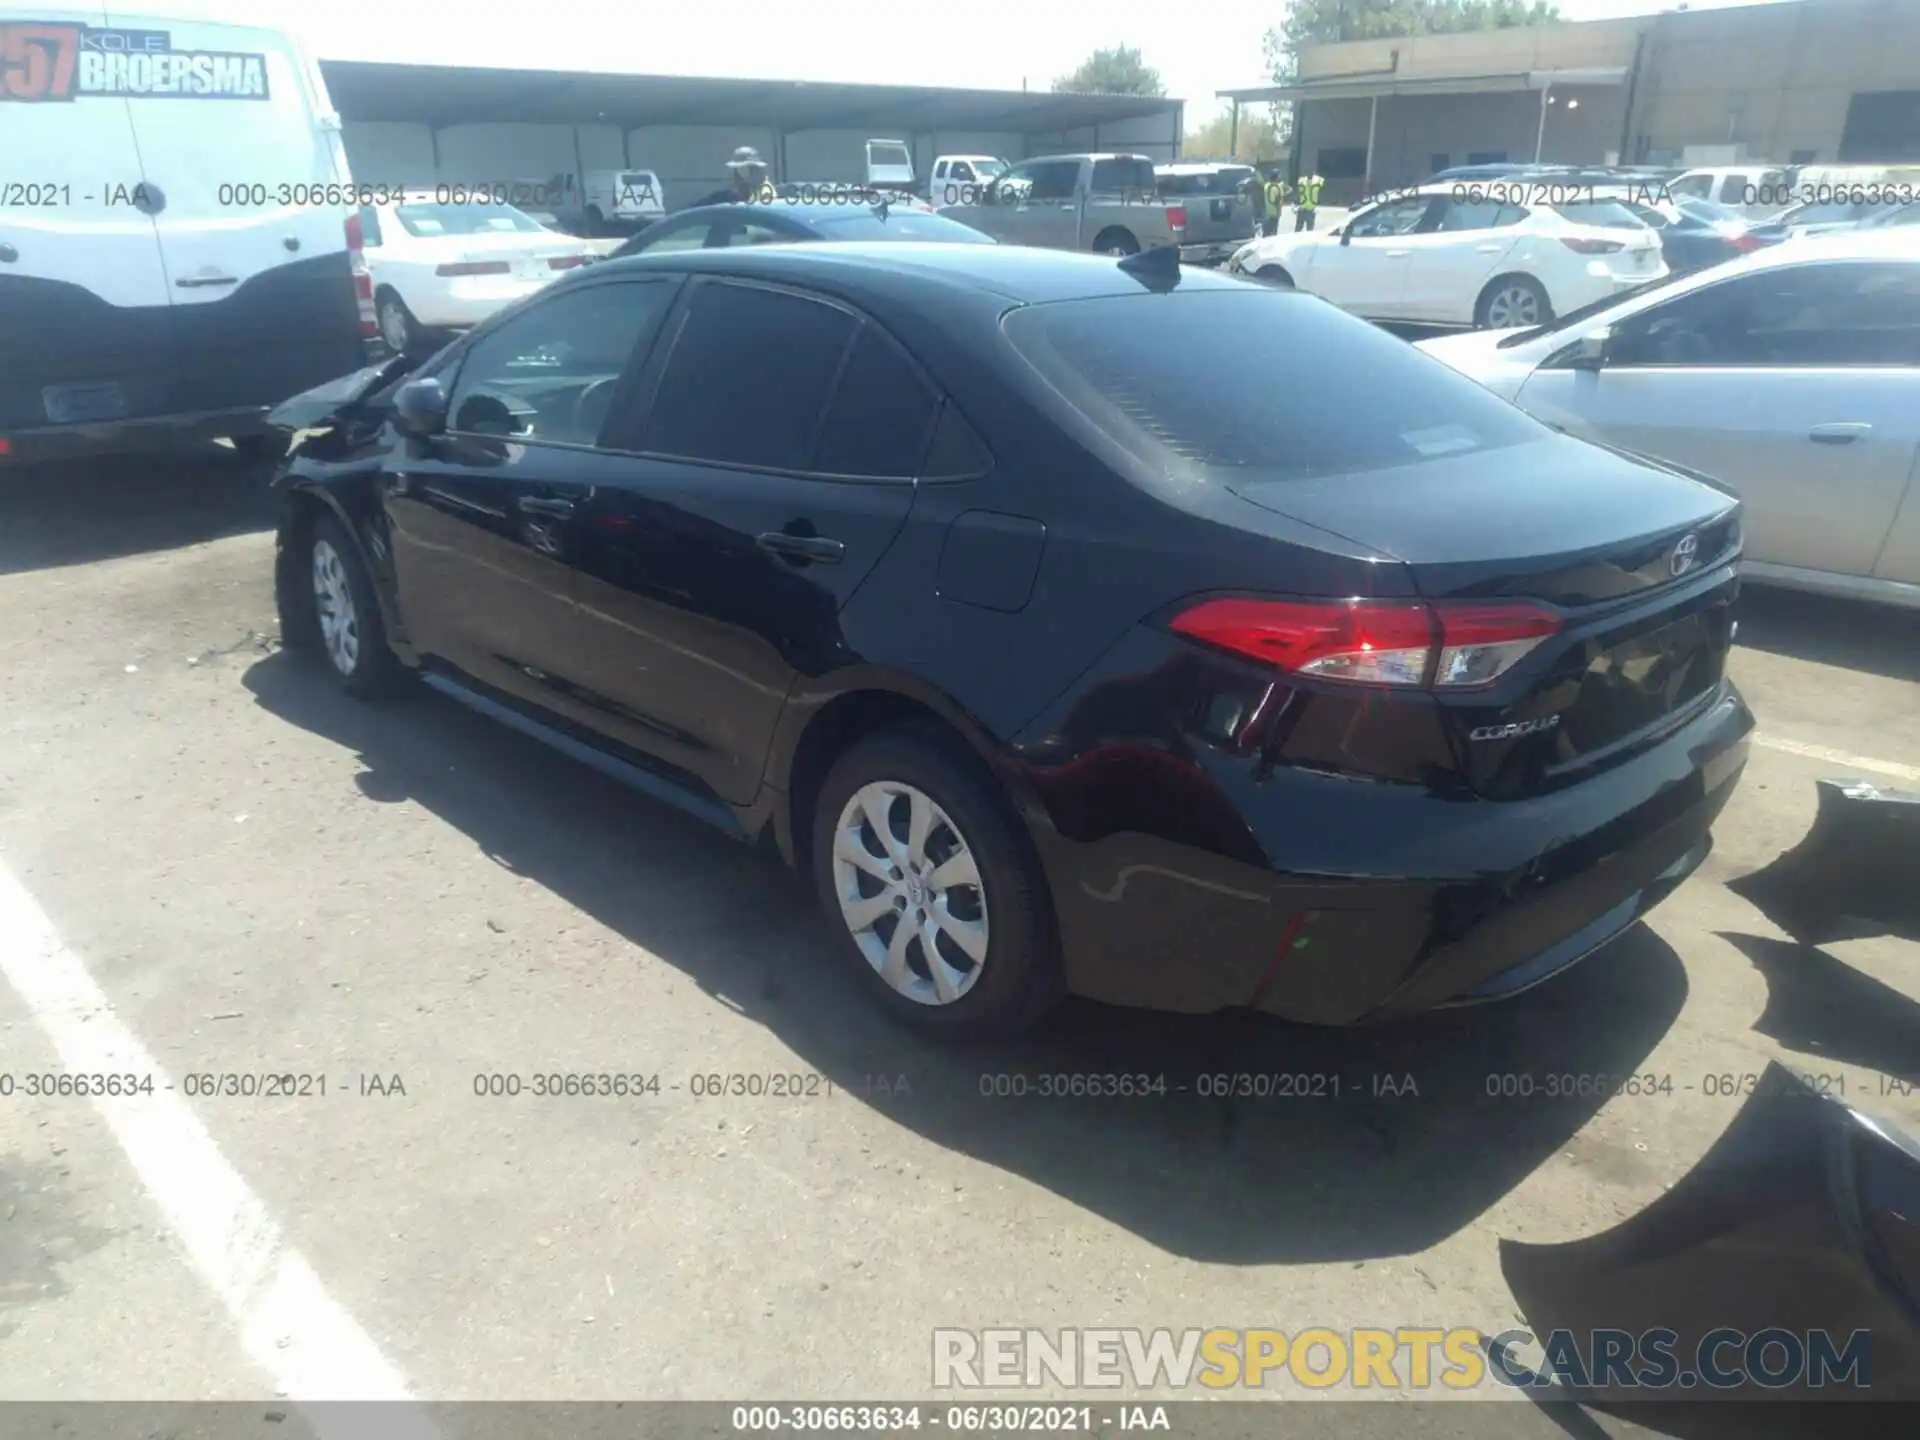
[{"xmin": 1288, "ymin": 0, "xmax": 1920, "ymax": 182}]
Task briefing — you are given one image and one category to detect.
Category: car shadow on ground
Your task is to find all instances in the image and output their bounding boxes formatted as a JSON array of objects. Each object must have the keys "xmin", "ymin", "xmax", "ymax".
[
  {"xmin": 0, "ymin": 445, "xmax": 279, "ymax": 577},
  {"xmin": 1731, "ymin": 585, "xmax": 1920, "ymax": 684},
  {"xmin": 246, "ymin": 653, "xmax": 1692, "ymax": 1266},
  {"xmin": 1719, "ymin": 932, "xmax": 1920, "ymax": 1087}
]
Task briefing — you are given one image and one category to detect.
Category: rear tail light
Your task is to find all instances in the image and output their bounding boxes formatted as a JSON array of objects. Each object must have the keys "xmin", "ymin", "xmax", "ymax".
[
  {"xmin": 0, "ymin": 438, "xmax": 12, "ymax": 459},
  {"xmin": 1729, "ymin": 232, "xmax": 1764, "ymax": 252},
  {"xmin": 343, "ymin": 211, "xmax": 378, "ymax": 339},
  {"xmin": 1169, "ymin": 597, "xmax": 1561, "ymax": 689},
  {"xmin": 1560, "ymin": 236, "xmax": 1624, "ymax": 255},
  {"xmin": 435, "ymin": 260, "xmax": 513, "ymax": 277},
  {"xmin": 548, "ymin": 255, "xmax": 589, "ymax": 271},
  {"xmin": 1165, "ymin": 204, "xmax": 1187, "ymax": 232}
]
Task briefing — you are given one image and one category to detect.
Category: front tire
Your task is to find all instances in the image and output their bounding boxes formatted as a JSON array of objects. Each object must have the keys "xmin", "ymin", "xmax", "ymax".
[
  {"xmin": 1253, "ymin": 265, "xmax": 1295, "ymax": 288},
  {"xmin": 811, "ymin": 730, "xmax": 1061, "ymax": 1040},
  {"xmin": 1476, "ymin": 274, "xmax": 1552, "ymax": 330},
  {"xmin": 306, "ymin": 515, "xmax": 398, "ymax": 699}
]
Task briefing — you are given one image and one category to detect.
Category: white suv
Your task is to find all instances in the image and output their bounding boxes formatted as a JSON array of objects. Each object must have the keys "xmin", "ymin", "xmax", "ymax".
[{"xmin": 1225, "ymin": 185, "xmax": 1667, "ymax": 328}]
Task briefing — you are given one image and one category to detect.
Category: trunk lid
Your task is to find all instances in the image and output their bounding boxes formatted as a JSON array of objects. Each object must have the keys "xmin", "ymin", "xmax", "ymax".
[{"xmin": 1225, "ymin": 435, "xmax": 1743, "ymax": 797}]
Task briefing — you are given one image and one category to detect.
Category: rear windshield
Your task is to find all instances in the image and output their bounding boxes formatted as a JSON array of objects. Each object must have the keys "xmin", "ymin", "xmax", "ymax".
[
  {"xmin": 1158, "ymin": 169, "xmax": 1254, "ymax": 197},
  {"xmin": 810, "ymin": 212, "xmax": 995, "ymax": 243},
  {"xmin": 620, "ymin": 172, "xmax": 659, "ymax": 188},
  {"xmin": 869, "ymin": 144, "xmax": 912, "ymax": 168},
  {"xmin": 1676, "ymin": 197, "xmax": 1744, "ymax": 226},
  {"xmin": 1004, "ymin": 290, "xmax": 1543, "ymax": 479},
  {"xmin": 1552, "ymin": 198, "xmax": 1652, "ymax": 229},
  {"xmin": 395, "ymin": 203, "xmax": 546, "ymax": 236}
]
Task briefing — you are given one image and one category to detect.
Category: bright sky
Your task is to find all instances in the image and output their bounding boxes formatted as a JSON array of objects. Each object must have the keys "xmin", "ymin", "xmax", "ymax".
[{"xmin": 126, "ymin": 0, "xmax": 1797, "ymax": 121}]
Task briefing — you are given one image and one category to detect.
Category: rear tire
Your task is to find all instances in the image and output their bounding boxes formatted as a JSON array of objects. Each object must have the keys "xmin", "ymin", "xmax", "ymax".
[
  {"xmin": 304, "ymin": 514, "xmax": 398, "ymax": 700},
  {"xmin": 1092, "ymin": 228, "xmax": 1140, "ymax": 257},
  {"xmin": 1475, "ymin": 274, "xmax": 1552, "ymax": 330},
  {"xmin": 811, "ymin": 729, "xmax": 1062, "ymax": 1041},
  {"xmin": 1253, "ymin": 265, "xmax": 1295, "ymax": 288},
  {"xmin": 376, "ymin": 287, "xmax": 422, "ymax": 356}
]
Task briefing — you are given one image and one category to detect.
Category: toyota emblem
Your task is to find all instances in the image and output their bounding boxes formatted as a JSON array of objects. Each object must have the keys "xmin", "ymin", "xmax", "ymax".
[{"xmin": 1669, "ymin": 532, "xmax": 1700, "ymax": 578}]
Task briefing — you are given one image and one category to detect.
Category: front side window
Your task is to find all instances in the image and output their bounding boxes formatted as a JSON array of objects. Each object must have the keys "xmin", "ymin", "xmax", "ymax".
[
  {"xmin": 1347, "ymin": 197, "xmax": 1435, "ymax": 238},
  {"xmin": 447, "ymin": 281, "xmax": 675, "ymax": 445},
  {"xmin": 1609, "ymin": 261, "xmax": 1920, "ymax": 368},
  {"xmin": 643, "ymin": 282, "xmax": 859, "ymax": 470}
]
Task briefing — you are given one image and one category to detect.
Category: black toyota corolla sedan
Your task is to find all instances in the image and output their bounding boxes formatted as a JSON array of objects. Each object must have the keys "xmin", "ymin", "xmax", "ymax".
[{"xmin": 266, "ymin": 242, "xmax": 1753, "ymax": 1039}]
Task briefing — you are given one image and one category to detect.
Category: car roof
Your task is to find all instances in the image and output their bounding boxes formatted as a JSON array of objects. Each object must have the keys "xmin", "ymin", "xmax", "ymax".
[
  {"xmin": 1158, "ymin": 161, "xmax": 1253, "ymax": 173},
  {"xmin": 589, "ymin": 240, "xmax": 1248, "ymax": 303}
]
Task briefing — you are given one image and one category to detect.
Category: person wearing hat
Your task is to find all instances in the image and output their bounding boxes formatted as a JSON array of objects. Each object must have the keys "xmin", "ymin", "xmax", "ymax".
[{"xmin": 695, "ymin": 146, "xmax": 777, "ymax": 208}]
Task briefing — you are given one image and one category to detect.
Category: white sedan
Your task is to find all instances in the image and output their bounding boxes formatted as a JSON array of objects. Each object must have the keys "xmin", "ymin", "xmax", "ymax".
[
  {"xmin": 1226, "ymin": 184, "xmax": 1666, "ymax": 328},
  {"xmin": 359, "ymin": 196, "xmax": 594, "ymax": 354},
  {"xmin": 1414, "ymin": 229, "xmax": 1920, "ymax": 610}
]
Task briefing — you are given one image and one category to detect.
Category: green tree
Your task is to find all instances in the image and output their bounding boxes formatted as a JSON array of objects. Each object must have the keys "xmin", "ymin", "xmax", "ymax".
[
  {"xmin": 1264, "ymin": 0, "xmax": 1561, "ymax": 83},
  {"xmin": 1186, "ymin": 108, "xmax": 1287, "ymax": 162},
  {"xmin": 1053, "ymin": 45, "xmax": 1166, "ymax": 97}
]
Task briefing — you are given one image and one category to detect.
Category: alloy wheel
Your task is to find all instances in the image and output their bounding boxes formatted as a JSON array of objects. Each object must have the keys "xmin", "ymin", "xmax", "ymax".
[
  {"xmin": 830, "ymin": 780, "xmax": 989, "ymax": 1006},
  {"xmin": 1485, "ymin": 282, "xmax": 1542, "ymax": 328},
  {"xmin": 312, "ymin": 538, "xmax": 360, "ymax": 677},
  {"xmin": 378, "ymin": 297, "xmax": 410, "ymax": 353}
]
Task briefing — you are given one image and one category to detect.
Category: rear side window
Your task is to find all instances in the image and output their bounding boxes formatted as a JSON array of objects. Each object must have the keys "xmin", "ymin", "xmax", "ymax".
[
  {"xmin": 811, "ymin": 329, "xmax": 939, "ymax": 478},
  {"xmin": 1004, "ymin": 291, "xmax": 1543, "ymax": 479},
  {"xmin": 644, "ymin": 282, "xmax": 858, "ymax": 469},
  {"xmin": 1090, "ymin": 158, "xmax": 1156, "ymax": 195}
]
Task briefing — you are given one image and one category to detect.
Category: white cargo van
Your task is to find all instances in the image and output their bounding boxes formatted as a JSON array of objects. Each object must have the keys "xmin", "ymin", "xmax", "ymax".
[
  {"xmin": 582, "ymin": 169, "xmax": 666, "ymax": 233},
  {"xmin": 0, "ymin": 7, "xmax": 373, "ymax": 460}
]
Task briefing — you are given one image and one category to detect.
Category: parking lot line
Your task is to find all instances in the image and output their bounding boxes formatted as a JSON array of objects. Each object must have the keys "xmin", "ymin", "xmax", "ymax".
[
  {"xmin": 0, "ymin": 856, "xmax": 440, "ymax": 1431},
  {"xmin": 1754, "ymin": 734, "xmax": 1920, "ymax": 783}
]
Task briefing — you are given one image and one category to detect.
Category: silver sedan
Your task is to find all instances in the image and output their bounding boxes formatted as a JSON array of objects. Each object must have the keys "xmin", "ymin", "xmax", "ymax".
[{"xmin": 1416, "ymin": 229, "xmax": 1920, "ymax": 609}]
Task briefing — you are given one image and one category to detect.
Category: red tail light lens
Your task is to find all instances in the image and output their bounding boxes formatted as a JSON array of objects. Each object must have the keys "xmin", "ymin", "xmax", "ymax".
[
  {"xmin": 343, "ymin": 211, "xmax": 378, "ymax": 339},
  {"xmin": 1560, "ymin": 236, "xmax": 1624, "ymax": 255},
  {"xmin": 1729, "ymin": 232, "xmax": 1764, "ymax": 252},
  {"xmin": 436, "ymin": 260, "xmax": 512, "ymax": 277},
  {"xmin": 1169, "ymin": 597, "xmax": 1561, "ymax": 689},
  {"xmin": 1165, "ymin": 204, "xmax": 1187, "ymax": 232}
]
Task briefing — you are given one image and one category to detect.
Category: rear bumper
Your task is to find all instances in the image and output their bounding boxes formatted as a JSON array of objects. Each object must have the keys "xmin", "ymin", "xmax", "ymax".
[
  {"xmin": 1025, "ymin": 676, "xmax": 1753, "ymax": 1024},
  {"xmin": 407, "ymin": 276, "xmax": 557, "ymax": 328}
]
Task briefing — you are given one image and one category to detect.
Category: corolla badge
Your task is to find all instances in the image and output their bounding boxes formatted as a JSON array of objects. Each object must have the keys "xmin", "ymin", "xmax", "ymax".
[
  {"xmin": 1669, "ymin": 532, "xmax": 1701, "ymax": 578},
  {"xmin": 1469, "ymin": 714, "xmax": 1563, "ymax": 742}
]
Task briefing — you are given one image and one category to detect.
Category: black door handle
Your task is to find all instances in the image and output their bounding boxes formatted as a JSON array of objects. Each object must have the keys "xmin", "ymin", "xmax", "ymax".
[
  {"xmin": 517, "ymin": 495, "xmax": 576, "ymax": 518},
  {"xmin": 1808, "ymin": 423, "xmax": 1871, "ymax": 445},
  {"xmin": 757, "ymin": 531, "xmax": 845, "ymax": 563}
]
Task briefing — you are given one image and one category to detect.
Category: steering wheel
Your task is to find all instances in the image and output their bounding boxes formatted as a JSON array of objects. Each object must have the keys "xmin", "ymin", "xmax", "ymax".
[{"xmin": 570, "ymin": 376, "xmax": 621, "ymax": 440}]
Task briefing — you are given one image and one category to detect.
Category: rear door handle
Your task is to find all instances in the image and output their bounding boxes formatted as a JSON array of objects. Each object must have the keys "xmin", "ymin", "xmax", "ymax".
[
  {"xmin": 1476, "ymin": 244, "xmax": 1504, "ymax": 253},
  {"xmin": 1385, "ymin": 248, "xmax": 1412, "ymax": 257},
  {"xmin": 1808, "ymin": 422, "xmax": 1871, "ymax": 445},
  {"xmin": 757, "ymin": 531, "xmax": 844, "ymax": 563},
  {"xmin": 175, "ymin": 272, "xmax": 239, "ymax": 289},
  {"xmin": 516, "ymin": 495, "xmax": 576, "ymax": 518}
]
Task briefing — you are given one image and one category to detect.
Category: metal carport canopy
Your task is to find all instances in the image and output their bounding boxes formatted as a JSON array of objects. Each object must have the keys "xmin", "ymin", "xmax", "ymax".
[
  {"xmin": 318, "ymin": 60, "xmax": 1180, "ymax": 135},
  {"xmin": 1216, "ymin": 67, "xmax": 1628, "ymax": 105}
]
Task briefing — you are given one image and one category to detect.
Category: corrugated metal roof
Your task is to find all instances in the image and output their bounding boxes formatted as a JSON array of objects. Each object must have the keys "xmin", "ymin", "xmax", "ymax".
[{"xmin": 320, "ymin": 61, "xmax": 1181, "ymax": 134}]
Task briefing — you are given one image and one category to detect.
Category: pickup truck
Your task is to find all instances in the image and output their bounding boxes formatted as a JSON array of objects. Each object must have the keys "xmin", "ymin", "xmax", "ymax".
[
  {"xmin": 935, "ymin": 153, "xmax": 1195, "ymax": 259},
  {"xmin": 926, "ymin": 154, "xmax": 1007, "ymax": 207}
]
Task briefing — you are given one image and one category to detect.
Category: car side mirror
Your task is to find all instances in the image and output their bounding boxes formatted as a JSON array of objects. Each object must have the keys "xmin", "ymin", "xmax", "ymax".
[
  {"xmin": 1567, "ymin": 328, "xmax": 1613, "ymax": 371},
  {"xmin": 394, "ymin": 376, "xmax": 449, "ymax": 436}
]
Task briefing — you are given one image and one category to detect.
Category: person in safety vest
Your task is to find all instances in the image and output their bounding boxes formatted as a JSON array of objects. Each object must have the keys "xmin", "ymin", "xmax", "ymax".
[
  {"xmin": 1293, "ymin": 171, "xmax": 1325, "ymax": 231},
  {"xmin": 1261, "ymin": 172, "xmax": 1286, "ymax": 237}
]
